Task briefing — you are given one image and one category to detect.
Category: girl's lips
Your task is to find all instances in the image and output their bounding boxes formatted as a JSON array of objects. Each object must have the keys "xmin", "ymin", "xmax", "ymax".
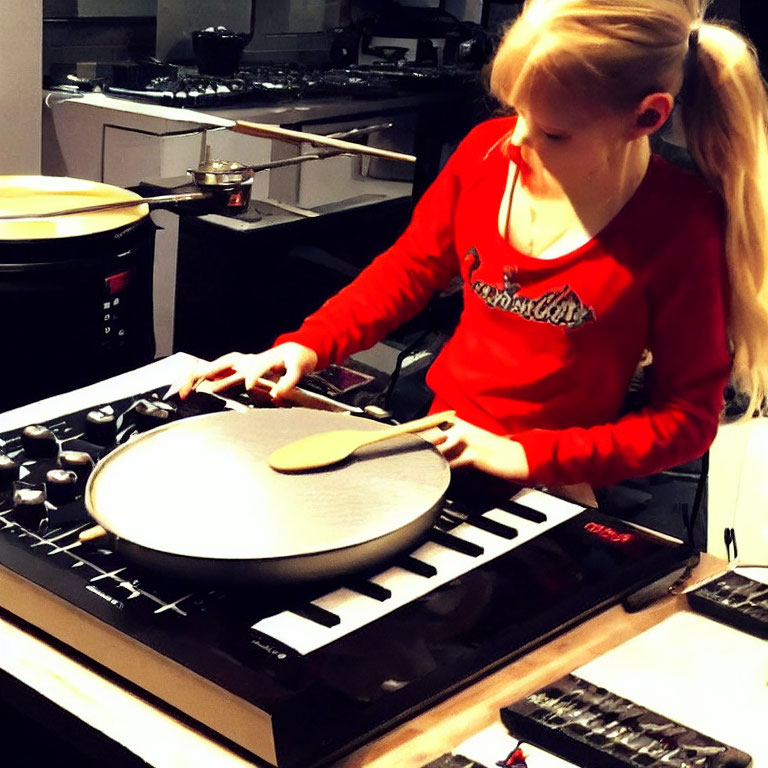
[
  {"xmin": 504, "ymin": 140, "xmax": 534, "ymax": 181},
  {"xmin": 505, "ymin": 140, "xmax": 523, "ymax": 165}
]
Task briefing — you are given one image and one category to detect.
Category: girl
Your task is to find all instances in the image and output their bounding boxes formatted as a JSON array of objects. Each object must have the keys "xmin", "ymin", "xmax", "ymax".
[{"xmin": 182, "ymin": 0, "xmax": 768, "ymax": 489}]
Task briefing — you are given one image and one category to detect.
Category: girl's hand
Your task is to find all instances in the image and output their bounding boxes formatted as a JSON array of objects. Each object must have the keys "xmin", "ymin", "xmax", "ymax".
[
  {"xmin": 422, "ymin": 416, "xmax": 530, "ymax": 481},
  {"xmin": 178, "ymin": 343, "xmax": 318, "ymax": 401}
]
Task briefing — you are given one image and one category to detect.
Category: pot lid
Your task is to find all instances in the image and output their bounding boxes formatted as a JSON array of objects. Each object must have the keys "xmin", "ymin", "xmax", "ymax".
[
  {"xmin": 85, "ymin": 408, "xmax": 450, "ymax": 561},
  {"xmin": 193, "ymin": 26, "xmax": 248, "ymax": 41},
  {"xmin": 188, "ymin": 159, "xmax": 254, "ymax": 186},
  {"xmin": 0, "ymin": 175, "xmax": 148, "ymax": 241}
]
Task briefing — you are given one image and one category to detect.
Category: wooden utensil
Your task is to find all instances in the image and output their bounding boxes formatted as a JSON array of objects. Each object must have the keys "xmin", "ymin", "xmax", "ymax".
[
  {"xmin": 0, "ymin": 192, "xmax": 207, "ymax": 220},
  {"xmin": 232, "ymin": 120, "xmax": 417, "ymax": 163},
  {"xmin": 45, "ymin": 96, "xmax": 416, "ymax": 164},
  {"xmin": 170, "ymin": 374, "xmax": 360, "ymax": 413},
  {"xmin": 79, "ymin": 524, "xmax": 107, "ymax": 542},
  {"xmin": 268, "ymin": 410, "xmax": 455, "ymax": 472}
]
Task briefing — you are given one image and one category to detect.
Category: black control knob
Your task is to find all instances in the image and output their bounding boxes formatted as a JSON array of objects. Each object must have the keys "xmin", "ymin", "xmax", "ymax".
[
  {"xmin": 45, "ymin": 469, "xmax": 78, "ymax": 507},
  {"xmin": 85, "ymin": 409, "xmax": 117, "ymax": 446},
  {"xmin": 0, "ymin": 454, "xmax": 19, "ymax": 490},
  {"xmin": 12, "ymin": 486, "xmax": 47, "ymax": 530},
  {"xmin": 58, "ymin": 450, "xmax": 95, "ymax": 495},
  {"xmin": 134, "ymin": 400, "xmax": 177, "ymax": 432},
  {"xmin": 20, "ymin": 425, "xmax": 59, "ymax": 459}
]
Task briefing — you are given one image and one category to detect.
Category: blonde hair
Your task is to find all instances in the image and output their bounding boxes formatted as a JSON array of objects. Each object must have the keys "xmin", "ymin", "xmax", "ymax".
[{"xmin": 490, "ymin": 0, "xmax": 768, "ymax": 415}]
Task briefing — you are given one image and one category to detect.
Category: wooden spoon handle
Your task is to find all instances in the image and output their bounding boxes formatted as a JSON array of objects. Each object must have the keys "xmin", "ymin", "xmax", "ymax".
[
  {"xmin": 359, "ymin": 410, "xmax": 455, "ymax": 448},
  {"xmin": 79, "ymin": 524, "xmax": 108, "ymax": 542},
  {"xmin": 232, "ymin": 120, "xmax": 417, "ymax": 163}
]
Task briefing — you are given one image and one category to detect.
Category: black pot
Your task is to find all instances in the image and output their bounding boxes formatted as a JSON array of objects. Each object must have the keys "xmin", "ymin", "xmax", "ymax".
[
  {"xmin": 192, "ymin": 1, "xmax": 257, "ymax": 77},
  {"xmin": 192, "ymin": 28, "xmax": 249, "ymax": 76}
]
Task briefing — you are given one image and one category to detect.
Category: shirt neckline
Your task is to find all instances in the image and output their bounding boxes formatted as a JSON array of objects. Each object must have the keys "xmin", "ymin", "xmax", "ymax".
[{"xmin": 492, "ymin": 148, "xmax": 657, "ymax": 267}]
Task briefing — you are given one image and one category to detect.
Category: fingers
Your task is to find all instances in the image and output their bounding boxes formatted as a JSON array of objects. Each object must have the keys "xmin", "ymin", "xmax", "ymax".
[
  {"xmin": 419, "ymin": 421, "xmax": 468, "ymax": 466},
  {"xmin": 203, "ymin": 371, "xmax": 246, "ymax": 394},
  {"xmin": 178, "ymin": 344, "xmax": 318, "ymax": 403},
  {"xmin": 431, "ymin": 424, "xmax": 530, "ymax": 480},
  {"xmin": 257, "ymin": 343, "xmax": 318, "ymax": 400},
  {"xmin": 423, "ymin": 418, "xmax": 483, "ymax": 468},
  {"xmin": 418, "ymin": 425, "xmax": 451, "ymax": 445},
  {"xmin": 245, "ymin": 373, "xmax": 281, "ymax": 400},
  {"xmin": 243, "ymin": 356, "xmax": 290, "ymax": 397},
  {"xmin": 270, "ymin": 367, "xmax": 305, "ymax": 400},
  {"xmin": 177, "ymin": 354, "xmax": 241, "ymax": 399},
  {"xmin": 432, "ymin": 427, "xmax": 471, "ymax": 465}
]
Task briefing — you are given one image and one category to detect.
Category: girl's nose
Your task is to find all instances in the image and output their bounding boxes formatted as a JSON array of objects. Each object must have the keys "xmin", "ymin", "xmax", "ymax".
[
  {"xmin": 509, "ymin": 114, "xmax": 530, "ymax": 147},
  {"xmin": 504, "ymin": 115, "xmax": 530, "ymax": 165}
]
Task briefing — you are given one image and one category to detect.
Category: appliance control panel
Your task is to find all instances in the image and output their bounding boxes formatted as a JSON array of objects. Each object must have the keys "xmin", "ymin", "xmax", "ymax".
[{"xmin": 102, "ymin": 269, "xmax": 132, "ymax": 351}]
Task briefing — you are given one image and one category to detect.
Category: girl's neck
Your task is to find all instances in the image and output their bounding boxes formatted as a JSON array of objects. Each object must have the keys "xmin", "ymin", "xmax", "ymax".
[
  {"xmin": 535, "ymin": 136, "xmax": 651, "ymax": 212},
  {"xmin": 503, "ymin": 138, "xmax": 651, "ymax": 258}
]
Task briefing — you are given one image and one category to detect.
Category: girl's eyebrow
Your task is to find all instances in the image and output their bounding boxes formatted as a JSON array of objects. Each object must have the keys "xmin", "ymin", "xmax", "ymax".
[{"xmin": 515, "ymin": 102, "xmax": 573, "ymax": 134}]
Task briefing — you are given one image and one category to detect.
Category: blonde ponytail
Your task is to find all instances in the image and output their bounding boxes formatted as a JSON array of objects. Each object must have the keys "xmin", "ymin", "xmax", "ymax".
[
  {"xmin": 681, "ymin": 21, "xmax": 768, "ymax": 414},
  {"xmin": 489, "ymin": 0, "xmax": 768, "ymax": 415}
]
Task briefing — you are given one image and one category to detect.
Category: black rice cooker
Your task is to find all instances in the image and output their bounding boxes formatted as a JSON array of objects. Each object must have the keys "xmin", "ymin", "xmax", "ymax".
[{"xmin": 0, "ymin": 176, "xmax": 156, "ymax": 411}]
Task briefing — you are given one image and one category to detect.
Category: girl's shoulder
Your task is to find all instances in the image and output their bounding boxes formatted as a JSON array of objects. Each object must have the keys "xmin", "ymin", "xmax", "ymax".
[
  {"xmin": 632, "ymin": 155, "xmax": 726, "ymax": 278},
  {"xmin": 627, "ymin": 154, "xmax": 725, "ymax": 253},
  {"xmin": 645, "ymin": 154, "xmax": 723, "ymax": 219},
  {"xmin": 613, "ymin": 154, "xmax": 724, "ymax": 273}
]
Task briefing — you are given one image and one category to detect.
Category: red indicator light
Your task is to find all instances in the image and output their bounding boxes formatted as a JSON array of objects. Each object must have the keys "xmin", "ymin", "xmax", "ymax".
[
  {"xmin": 105, "ymin": 270, "xmax": 132, "ymax": 295},
  {"xmin": 584, "ymin": 521, "xmax": 635, "ymax": 544}
]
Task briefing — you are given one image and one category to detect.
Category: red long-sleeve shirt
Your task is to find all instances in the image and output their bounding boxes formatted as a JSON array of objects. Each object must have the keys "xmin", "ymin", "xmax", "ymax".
[{"xmin": 276, "ymin": 117, "xmax": 731, "ymax": 486}]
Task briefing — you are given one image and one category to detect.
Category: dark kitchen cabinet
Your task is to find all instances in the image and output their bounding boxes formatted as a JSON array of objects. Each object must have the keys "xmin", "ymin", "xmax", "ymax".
[{"xmin": 173, "ymin": 196, "xmax": 414, "ymax": 361}]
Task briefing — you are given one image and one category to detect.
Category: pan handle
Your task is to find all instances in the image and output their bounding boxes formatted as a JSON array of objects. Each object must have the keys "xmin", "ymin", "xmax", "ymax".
[
  {"xmin": 325, "ymin": 122, "xmax": 394, "ymax": 140},
  {"xmin": 79, "ymin": 524, "xmax": 108, "ymax": 543}
]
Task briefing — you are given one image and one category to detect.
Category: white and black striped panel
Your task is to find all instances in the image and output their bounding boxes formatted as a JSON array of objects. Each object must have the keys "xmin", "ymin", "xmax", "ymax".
[{"xmin": 251, "ymin": 489, "xmax": 584, "ymax": 655}]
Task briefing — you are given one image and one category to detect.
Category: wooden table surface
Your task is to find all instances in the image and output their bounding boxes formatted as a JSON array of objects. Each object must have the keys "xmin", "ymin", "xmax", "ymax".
[
  {"xmin": 0, "ymin": 554, "xmax": 734, "ymax": 768},
  {"xmin": 334, "ymin": 554, "xmax": 734, "ymax": 768}
]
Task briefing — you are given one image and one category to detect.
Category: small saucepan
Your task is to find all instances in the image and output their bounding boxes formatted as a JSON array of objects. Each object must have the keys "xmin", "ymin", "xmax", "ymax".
[{"xmin": 186, "ymin": 159, "xmax": 254, "ymax": 214}]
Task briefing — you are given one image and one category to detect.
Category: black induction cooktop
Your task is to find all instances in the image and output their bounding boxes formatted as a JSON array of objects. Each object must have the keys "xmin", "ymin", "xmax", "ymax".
[{"xmin": 0, "ymin": 382, "xmax": 696, "ymax": 768}]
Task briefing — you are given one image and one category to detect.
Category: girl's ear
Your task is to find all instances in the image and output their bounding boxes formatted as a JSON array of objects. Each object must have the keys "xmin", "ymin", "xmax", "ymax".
[{"xmin": 631, "ymin": 92, "xmax": 674, "ymax": 136}]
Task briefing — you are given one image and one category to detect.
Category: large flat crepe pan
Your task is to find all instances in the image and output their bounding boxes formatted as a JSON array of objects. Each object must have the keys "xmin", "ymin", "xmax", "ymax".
[
  {"xmin": 84, "ymin": 408, "xmax": 450, "ymax": 583},
  {"xmin": 0, "ymin": 175, "xmax": 148, "ymax": 240}
]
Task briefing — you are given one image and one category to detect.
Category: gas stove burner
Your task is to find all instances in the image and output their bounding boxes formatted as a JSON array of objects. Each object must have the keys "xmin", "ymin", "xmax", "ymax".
[
  {"xmin": 332, "ymin": 63, "xmax": 482, "ymax": 89},
  {"xmin": 47, "ymin": 60, "xmax": 479, "ymax": 108},
  {"xmin": 107, "ymin": 70, "xmax": 302, "ymax": 107}
]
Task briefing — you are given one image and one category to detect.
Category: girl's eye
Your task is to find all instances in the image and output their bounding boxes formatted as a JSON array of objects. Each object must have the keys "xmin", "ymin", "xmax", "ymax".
[{"xmin": 544, "ymin": 132, "xmax": 567, "ymax": 141}]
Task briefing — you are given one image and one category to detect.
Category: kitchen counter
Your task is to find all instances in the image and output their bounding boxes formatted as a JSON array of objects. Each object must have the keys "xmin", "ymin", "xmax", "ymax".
[
  {"xmin": 2, "ymin": 554, "xmax": 764, "ymax": 768},
  {"xmin": 44, "ymin": 82, "xmax": 479, "ymax": 133}
]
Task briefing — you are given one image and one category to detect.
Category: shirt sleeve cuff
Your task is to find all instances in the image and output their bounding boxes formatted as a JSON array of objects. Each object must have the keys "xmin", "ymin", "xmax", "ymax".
[
  {"xmin": 512, "ymin": 429, "xmax": 559, "ymax": 486},
  {"xmin": 272, "ymin": 330, "xmax": 335, "ymax": 371}
]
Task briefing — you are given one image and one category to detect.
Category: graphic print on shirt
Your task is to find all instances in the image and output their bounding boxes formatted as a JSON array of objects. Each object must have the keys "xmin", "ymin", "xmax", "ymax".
[{"xmin": 466, "ymin": 247, "xmax": 596, "ymax": 329}]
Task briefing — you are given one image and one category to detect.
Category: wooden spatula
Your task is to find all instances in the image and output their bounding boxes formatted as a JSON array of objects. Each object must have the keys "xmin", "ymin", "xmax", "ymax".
[{"xmin": 268, "ymin": 410, "xmax": 455, "ymax": 472}]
